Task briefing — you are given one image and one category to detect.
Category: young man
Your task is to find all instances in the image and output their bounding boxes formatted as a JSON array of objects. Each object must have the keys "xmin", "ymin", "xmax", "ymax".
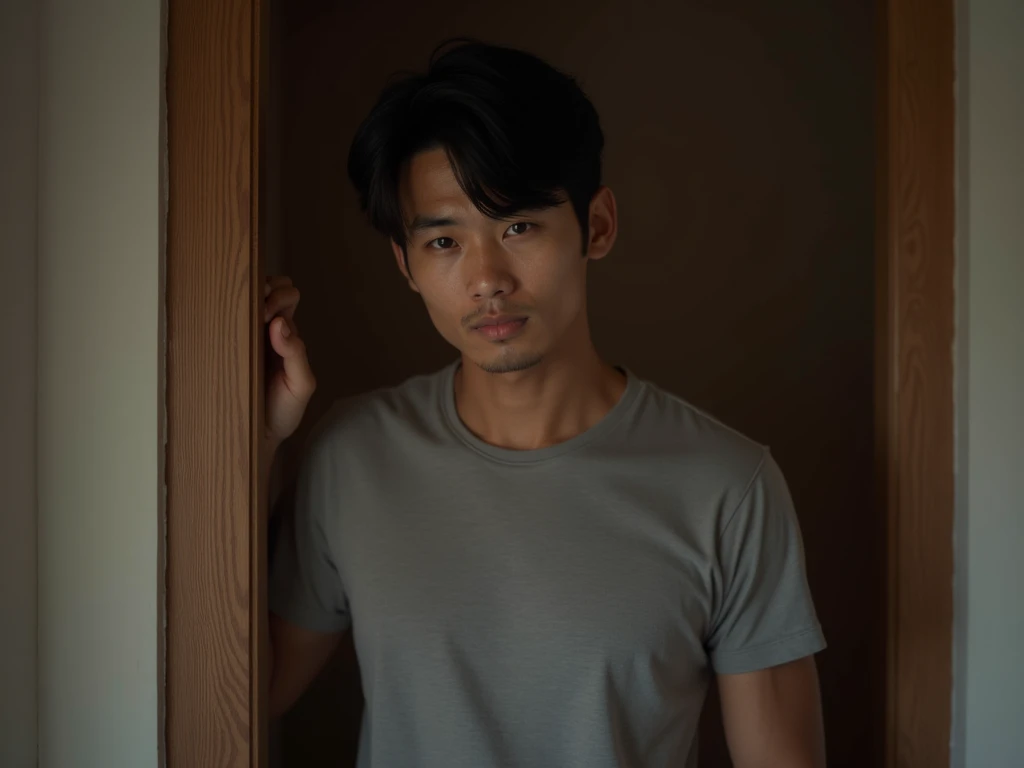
[{"xmin": 265, "ymin": 41, "xmax": 826, "ymax": 768}]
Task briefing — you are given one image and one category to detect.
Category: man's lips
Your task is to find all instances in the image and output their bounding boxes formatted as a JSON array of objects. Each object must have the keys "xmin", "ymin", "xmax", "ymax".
[{"xmin": 471, "ymin": 315, "xmax": 528, "ymax": 340}]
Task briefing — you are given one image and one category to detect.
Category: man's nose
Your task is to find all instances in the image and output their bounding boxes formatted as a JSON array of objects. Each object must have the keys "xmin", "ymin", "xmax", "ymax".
[{"xmin": 465, "ymin": 241, "xmax": 516, "ymax": 302}]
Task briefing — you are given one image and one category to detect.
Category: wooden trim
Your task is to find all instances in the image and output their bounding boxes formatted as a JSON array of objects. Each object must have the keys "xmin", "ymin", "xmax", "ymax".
[
  {"xmin": 166, "ymin": 0, "xmax": 265, "ymax": 765},
  {"xmin": 879, "ymin": 1, "xmax": 957, "ymax": 766}
]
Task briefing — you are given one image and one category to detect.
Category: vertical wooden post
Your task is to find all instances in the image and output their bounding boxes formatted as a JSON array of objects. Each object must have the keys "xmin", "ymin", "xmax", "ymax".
[
  {"xmin": 166, "ymin": 0, "xmax": 267, "ymax": 764},
  {"xmin": 878, "ymin": 1, "xmax": 956, "ymax": 766}
]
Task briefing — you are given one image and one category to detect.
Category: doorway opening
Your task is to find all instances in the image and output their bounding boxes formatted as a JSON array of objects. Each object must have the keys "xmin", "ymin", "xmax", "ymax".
[{"xmin": 164, "ymin": 1, "xmax": 955, "ymax": 766}]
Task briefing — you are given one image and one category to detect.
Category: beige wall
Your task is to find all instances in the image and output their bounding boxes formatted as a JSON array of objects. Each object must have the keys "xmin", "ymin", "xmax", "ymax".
[
  {"xmin": 0, "ymin": 1, "xmax": 40, "ymax": 765},
  {"xmin": 36, "ymin": 0, "xmax": 165, "ymax": 765},
  {"xmin": 956, "ymin": 1, "xmax": 1024, "ymax": 766}
]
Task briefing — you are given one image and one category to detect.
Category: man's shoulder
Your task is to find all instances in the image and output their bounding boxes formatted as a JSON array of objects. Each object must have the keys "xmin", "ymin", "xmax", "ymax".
[
  {"xmin": 629, "ymin": 375, "xmax": 769, "ymax": 494},
  {"xmin": 306, "ymin": 364, "xmax": 452, "ymax": 453}
]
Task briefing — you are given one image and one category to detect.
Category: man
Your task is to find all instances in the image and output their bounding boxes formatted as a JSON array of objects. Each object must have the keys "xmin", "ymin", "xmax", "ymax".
[{"xmin": 265, "ymin": 41, "xmax": 826, "ymax": 768}]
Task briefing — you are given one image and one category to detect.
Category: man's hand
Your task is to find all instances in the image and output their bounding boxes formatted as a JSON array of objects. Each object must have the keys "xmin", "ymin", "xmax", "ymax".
[{"xmin": 264, "ymin": 276, "xmax": 316, "ymax": 453}]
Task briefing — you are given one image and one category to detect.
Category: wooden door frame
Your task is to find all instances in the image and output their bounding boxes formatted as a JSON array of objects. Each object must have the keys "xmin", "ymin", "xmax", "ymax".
[
  {"xmin": 877, "ymin": 1, "xmax": 956, "ymax": 766},
  {"xmin": 165, "ymin": 0, "xmax": 268, "ymax": 765},
  {"xmin": 164, "ymin": 1, "xmax": 956, "ymax": 765}
]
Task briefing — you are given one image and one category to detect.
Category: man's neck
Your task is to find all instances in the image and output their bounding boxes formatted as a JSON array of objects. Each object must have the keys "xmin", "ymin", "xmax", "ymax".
[{"xmin": 454, "ymin": 346, "xmax": 627, "ymax": 452}]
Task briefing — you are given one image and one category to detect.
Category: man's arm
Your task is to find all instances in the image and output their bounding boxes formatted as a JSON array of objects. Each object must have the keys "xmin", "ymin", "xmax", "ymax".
[
  {"xmin": 264, "ymin": 467, "xmax": 343, "ymax": 718},
  {"xmin": 717, "ymin": 656, "xmax": 826, "ymax": 768},
  {"xmin": 268, "ymin": 614, "xmax": 343, "ymax": 718},
  {"xmin": 262, "ymin": 274, "xmax": 342, "ymax": 718}
]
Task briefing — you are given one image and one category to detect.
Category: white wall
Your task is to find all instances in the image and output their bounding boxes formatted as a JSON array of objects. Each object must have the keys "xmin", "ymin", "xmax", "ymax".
[
  {"xmin": 36, "ymin": 0, "xmax": 166, "ymax": 765},
  {"xmin": 956, "ymin": 1, "xmax": 1024, "ymax": 766},
  {"xmin": 0, "ymin": 1, "xmax": 40, "ymax": 765}
]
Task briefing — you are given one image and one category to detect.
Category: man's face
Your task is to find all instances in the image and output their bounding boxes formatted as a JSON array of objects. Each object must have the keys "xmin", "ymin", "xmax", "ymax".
[{"xmin": 394, "ymin": 148, "xmax": 615, "ymax": 374}]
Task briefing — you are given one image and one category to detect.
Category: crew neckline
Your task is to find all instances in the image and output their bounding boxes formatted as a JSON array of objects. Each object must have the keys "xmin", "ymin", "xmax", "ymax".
[{"xmin": 439, "ymin": 360, "xmax": 645, "ymax": 465}]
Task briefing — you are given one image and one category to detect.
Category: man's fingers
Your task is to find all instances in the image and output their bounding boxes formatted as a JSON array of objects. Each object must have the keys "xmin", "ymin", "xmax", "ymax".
[
  {"xmin": 265, "ymin": 275, "xmax": 293, "ymax": 296},
  {"xmin": 270, "ymin": 317, "xmax": 316, "ymax": 399},
  {"xmin": 265, "ymin": 286, "xmax": 300, "ymax": 322},
  {"xmin": 263, "ymin": 280, "xmax": 314, "ymax": 446}
]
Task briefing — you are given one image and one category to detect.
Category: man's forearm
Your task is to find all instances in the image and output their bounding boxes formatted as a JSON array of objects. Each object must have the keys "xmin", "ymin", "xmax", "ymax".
[
  {"xmin": 262, "ymin": 442, "xmax": 279, "ymax": 714},
  {"xmin": 262, "ymin": 441, "xmax": 281, "ymax": 518}
]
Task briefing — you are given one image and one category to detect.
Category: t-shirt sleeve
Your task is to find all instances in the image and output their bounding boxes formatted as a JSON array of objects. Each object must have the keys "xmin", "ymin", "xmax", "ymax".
[
  {"xmin": 268, "ymin": 434, "xmax": 351, "ymax": 634},
  {"xmin": 706, "ymin": 449, "xmax": 825, "ymax": 675}
]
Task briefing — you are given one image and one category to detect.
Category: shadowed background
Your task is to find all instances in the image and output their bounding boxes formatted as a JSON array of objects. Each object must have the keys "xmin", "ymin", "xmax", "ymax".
[{"xmin": 265, "ymin": 2, "xmax": 879, "ymax": 765}]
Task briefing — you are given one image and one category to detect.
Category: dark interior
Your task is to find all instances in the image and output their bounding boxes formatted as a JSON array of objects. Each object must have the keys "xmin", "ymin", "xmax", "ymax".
[{"xmin": 266, "ymin": 2, "xmax": 881, "ymax": 765}]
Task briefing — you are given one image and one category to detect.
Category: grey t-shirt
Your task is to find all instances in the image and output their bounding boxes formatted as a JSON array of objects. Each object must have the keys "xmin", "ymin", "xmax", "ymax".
[{"xmin": 269, "ymin": 362, "xmax": 825, "ymax": 768}]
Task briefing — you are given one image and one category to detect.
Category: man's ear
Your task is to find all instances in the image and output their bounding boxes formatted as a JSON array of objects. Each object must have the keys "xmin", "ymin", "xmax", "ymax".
[
  {"xmin": 391, "ymin": 240, "xmax": 419, "ymax": 293},
  {"xmin": 584, "ymin": 186, "xmax": 618, "ymax": 261}
]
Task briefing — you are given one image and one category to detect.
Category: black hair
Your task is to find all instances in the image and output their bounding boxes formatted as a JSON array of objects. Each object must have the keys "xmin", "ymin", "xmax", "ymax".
[{"xmin": 347, "ymin": 39, "xmax": 604, "ymax": 255}]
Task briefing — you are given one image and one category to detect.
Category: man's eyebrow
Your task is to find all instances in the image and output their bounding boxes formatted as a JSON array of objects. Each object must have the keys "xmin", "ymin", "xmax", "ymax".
[{"xmin": 409, "ymin": 215, "xmax": 460, "ymax": 232}]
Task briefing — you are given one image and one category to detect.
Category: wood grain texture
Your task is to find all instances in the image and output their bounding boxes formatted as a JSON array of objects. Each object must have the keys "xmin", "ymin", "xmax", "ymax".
[
  {"xmin": 166, "ymin": 0, "xmax": 262, "ymax": 765},
  {"xmin": 879, "ymin": 1, "xmax": 956, "ymax": 766}
]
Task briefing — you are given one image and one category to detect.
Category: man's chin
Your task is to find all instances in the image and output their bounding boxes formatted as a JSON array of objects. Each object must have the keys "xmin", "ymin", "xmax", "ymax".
[{"xmin": 474, "ymin": 350, "xmax": 544, "ymax": 375}]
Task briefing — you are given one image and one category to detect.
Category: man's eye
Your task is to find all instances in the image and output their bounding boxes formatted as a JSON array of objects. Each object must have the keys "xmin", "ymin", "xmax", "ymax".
[
  {"xmin": 506, "ymin": 222, "xmax": 533, "ymax": 236},
  {"xmin": 430, "ymin": 237, "xmax": 456, "ymax": 250}
]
